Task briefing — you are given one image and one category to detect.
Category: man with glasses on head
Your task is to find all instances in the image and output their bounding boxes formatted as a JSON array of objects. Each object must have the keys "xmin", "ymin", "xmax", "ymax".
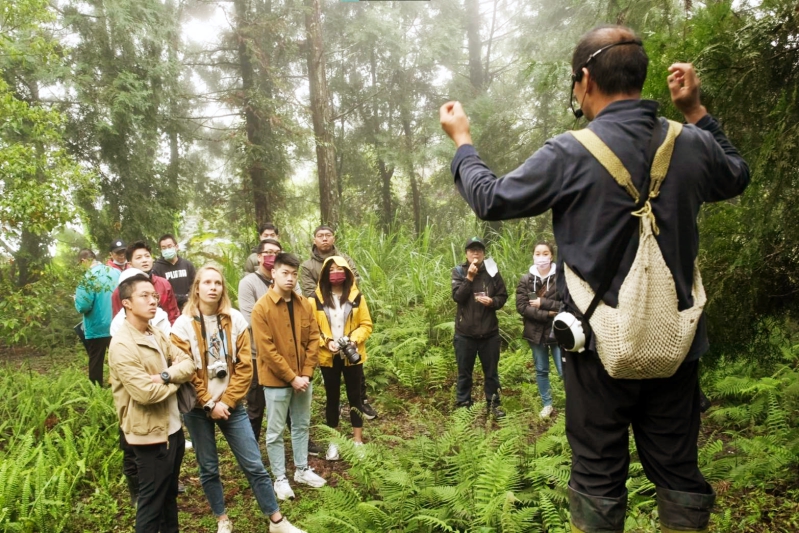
[
  {"xmin": 152, "ymin": 234, "xmax": 196, "ymax": 310},
  {"xmin": 109, "ymin": 274, "xmax": 195, "ymax": 533},
  {"xmin": 299, "ymin": 226, "xmax": 378, "ymax": 421},
  {"xmin": 440, "ymin": 24, "xmax": 749, "ymax": 533},
  {"xmin": 239, "ymin": 238, "xmax": 283, "ymax": 439}
]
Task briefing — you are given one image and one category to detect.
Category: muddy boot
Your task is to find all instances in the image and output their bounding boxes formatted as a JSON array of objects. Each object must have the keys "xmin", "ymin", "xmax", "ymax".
[
  {"xmin": 125, "ymin": 474, "xmax": 139, "ymax": 507},
  {"xmin": 656, "ymin": 486, "xmax": 715, "ymax": 533},
  {"xmin": 569, "ymin": 485, "xmax": 626, "ymax": 533}
]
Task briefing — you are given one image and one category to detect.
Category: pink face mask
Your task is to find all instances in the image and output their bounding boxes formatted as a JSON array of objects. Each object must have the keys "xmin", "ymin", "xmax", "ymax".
[
  {"xmin": 262, "ymin": 255, "xmax": 276, "ymax": 270},
  {"xmin": 329, "ymin": 271, "xmax": 346, "ymax": 285},
  {"xmin": 535, "ymin": 257, "xmax": 552, "ymax": 270}
]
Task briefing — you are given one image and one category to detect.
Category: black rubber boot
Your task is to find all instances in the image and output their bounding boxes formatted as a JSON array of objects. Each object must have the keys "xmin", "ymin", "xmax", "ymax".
[
  {"xmin": 568, "ymin": 485, "xmax": 626, "ymax": 533},
  {"xmin": 656, "ymin": 486, "xmax": 715, "ymax": 532},
  {"xmin": 125, "ymin": 474, "xmax": 139, "ymax": 506}
]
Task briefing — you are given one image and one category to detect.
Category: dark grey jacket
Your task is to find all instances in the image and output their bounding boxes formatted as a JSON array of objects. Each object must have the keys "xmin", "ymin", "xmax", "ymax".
[
  {"xmin": 451, "ymin": 100, "xmax": 750, "ymax": 360},
  {"xmin": 516, "ymin": 266, "xmax": 561, "ymax": 345},
  {"xmin": 451, "ymin": 263, "xmax": 508, "ymax": 338}
]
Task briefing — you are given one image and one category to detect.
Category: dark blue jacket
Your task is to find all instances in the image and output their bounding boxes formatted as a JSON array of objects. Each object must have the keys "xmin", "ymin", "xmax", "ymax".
[{"xmin": 451, "ymin": 100, "xmax": 750, "ymax": 360}]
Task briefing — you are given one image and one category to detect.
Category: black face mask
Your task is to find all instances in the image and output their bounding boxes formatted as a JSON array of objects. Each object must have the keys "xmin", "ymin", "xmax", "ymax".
[{"xmin": 569, "ymin": 39, "xmax": 643, "ymax": 120}]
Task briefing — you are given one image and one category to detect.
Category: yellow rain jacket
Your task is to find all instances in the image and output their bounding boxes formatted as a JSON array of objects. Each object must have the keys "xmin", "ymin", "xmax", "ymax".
[{"xmin": 312, "ymin": 256, "xmax": 372, "ymax": 367}]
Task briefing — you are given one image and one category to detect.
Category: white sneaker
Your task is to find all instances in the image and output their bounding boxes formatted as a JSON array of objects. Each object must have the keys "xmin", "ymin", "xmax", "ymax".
[
  {"xmin": 326, "ymin": 443, "xmax": 340, "ymax": 461},
  {"xmin": 273, "ymin": 476, "xmax": 295, "ymax": 500},
  {"xmin": 353, "ymin": 441, "xmax": 365, "ymax": 459},
  {"xmin": 185, "ymin": 439, "xmax": 193, "ymax": 451},
  {"xmin": 294, "ymin": 466, "xmax": 326, "ymax": 488},
  {"xmin": 539, "ymin": 405, "xmax": 554, "ymax": 419},
  {"xmin": 269, "ymin": 517, "xmax": 306, "ymax": 533},
  {"xmin": 217, "ymin": 518, "xmax": 232, "ymax": 533}
]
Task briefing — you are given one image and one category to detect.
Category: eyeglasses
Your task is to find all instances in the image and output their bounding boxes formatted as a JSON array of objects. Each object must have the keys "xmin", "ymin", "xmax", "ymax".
[{"xmin": 135, "ymin": 292, "xmax": 160, "ymax": 301}]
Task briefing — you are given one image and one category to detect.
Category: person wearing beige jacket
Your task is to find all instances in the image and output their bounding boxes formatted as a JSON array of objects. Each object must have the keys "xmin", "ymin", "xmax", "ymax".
[
  {"xmin": 109, "ymin": 273, "xmax": 195, "ymax": 533},
  {"xmin": 252, "ymin": 253, "xmax": 325, "ymax": 501}
]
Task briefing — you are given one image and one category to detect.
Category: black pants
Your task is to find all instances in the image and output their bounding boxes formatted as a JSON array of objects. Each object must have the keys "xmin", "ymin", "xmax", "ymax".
[
  {"xmin": 119, "ymin": 427, "xmax": 138, "ymax": 478},
  {"xmin": 454, "ymin": 333, "xmax": 501, "ymax": 405},
  {"xmin": 321, "ymin": 356, "xmax": 364, "ymax": 429},
  {"xmin": 246, "ymin": 358, "xmax": 266, "ymax": 439},
  {"xmin": 85, "ymin": 336, "xmax": 110, "ymax": 386},
  {"xmin": 564, "ymin": 351, "xmax": 709, "ymax": 498},
  {"xmin": 133, "ymin": 430, "xmax": 185, "ymax": 533}
]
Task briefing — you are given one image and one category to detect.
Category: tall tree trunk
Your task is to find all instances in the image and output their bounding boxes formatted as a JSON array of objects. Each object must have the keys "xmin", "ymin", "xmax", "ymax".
[
  {"xmin": 235, "ymin": 0, "xmax": 271, "ymax": 224},
  {"xmin": 465, "ymin": 0, "xmax": 484, "ymax": 93},
  {"xmin": 304, "ymin": 0, "xmax": 339, "ymax": 226},
  {"xmin": 401, "ymin": 114, "xmax": 422, "ymax": 236},
  {"xmin": 16, "ymin": 81, "xmax": 47, "ymax": 286},
  {"xmin": 464, "ymin": 0, "xmax": 501, "ymax": 236}
]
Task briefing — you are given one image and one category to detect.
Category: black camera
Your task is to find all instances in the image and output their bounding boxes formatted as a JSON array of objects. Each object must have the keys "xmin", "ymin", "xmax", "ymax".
[{"xmin": 336, "ymin": 336, "xmax": 361, "ymax": 365}]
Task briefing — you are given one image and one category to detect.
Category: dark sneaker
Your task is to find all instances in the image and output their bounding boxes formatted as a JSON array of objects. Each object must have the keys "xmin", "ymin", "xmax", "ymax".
[
  {"xmin": 491, "ymin": 405, "xmax": 506, "ymax": 419},
  {"xmin": 455, "ymin": 401, "xmax": 473, "ymax": 409},
  {"xmin": 361, "ymin": 400, "xmax": 378, "ymax": 420},
  {"xmin": 308, "ymin": 439, "xmax": 323, "ymax": 457}
]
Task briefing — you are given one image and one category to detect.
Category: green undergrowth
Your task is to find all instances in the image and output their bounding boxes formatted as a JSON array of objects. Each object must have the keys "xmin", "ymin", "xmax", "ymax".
[{"xmin": 2, "ymin": 227, "xmax": 799, "ymax": 531}]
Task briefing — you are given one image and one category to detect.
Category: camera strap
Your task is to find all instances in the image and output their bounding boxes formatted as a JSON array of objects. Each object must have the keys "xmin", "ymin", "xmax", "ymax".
[
  {"xmin": 582, "ymin": 118, "xmax": 663, "ymax": 321},
  {"xmin": 198, "ymin": 312, "xmax": 227, "ymax": 361}
]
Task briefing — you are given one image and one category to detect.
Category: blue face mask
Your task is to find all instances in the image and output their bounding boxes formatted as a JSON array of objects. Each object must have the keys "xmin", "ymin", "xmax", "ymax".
[{"xmin": 162, "ymin": 248, "xmax": 177, "ymax": 261}]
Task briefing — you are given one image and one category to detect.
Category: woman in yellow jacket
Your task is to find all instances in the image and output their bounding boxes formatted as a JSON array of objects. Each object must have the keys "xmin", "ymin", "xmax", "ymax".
[{"xmin": 312, "ymin": 256, "xmax": 373, "ymax": 461}]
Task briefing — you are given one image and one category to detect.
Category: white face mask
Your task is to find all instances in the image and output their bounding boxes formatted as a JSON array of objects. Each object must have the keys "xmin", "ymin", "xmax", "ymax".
[
  {"xmin": 113, "ymin": 259, "xmax": 126, "ymax": 266},
  {"xmin": 535, "ymin": 257, "xmax": 552, "ymax": 270}
]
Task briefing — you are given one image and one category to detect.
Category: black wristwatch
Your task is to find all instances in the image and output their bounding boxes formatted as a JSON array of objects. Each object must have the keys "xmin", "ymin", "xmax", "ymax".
[{"xmin": 160, "ymin": 371, "xmax": 170, "ymax": 384}]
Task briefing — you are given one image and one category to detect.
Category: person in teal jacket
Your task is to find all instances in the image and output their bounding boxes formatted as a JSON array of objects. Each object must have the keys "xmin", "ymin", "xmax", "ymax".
[{"xmin": 75, "ymin": 248, "xmax": 120, "ymax": 385}]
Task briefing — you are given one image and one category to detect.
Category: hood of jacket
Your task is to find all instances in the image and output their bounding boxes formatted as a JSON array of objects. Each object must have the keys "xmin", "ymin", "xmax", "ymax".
[
  {"xmin": 529, "ymin": 263, "xmax": 557, "ymax": 292},
  {"xmin": 310, "ymin": 244, "xmax": 340, "ymax": 263},
  {"xmin": 314, "ymin": 255, "xmax": 360, "ymax": 301}
]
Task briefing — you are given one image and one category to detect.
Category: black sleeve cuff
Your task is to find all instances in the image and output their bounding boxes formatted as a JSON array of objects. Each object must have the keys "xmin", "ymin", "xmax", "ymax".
[{"xmin": 450, "ymin": 144, "xmax": 477, "ymax": 180}]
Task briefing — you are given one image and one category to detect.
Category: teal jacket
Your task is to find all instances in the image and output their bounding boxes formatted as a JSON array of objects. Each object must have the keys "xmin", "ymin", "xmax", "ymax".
[{"xmin": 75, "ymin": 263, "xmax": 119, "ymax": 339}]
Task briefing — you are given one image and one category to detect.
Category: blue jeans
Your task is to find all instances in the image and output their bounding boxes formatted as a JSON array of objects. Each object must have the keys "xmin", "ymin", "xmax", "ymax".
[
  {"xmin": 264, "ymin": 384, "xmax": 313, "ymax": 478},
  {"xmin": 530, "ymin": 341, "xmax": 563, "ymax": 407},
  {"xmin": 183, "ymin": 404, "xmax": 279, "ymax": 517}
]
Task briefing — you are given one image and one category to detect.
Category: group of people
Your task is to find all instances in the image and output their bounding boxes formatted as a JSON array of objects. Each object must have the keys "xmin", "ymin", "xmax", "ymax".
[
  {"xmin": 72, "ymin": 22, "xmax": 752, "ymax": 533},
  {"xmin": 74, "ymin": 225, "xmax": 378, "ymax": 533}
]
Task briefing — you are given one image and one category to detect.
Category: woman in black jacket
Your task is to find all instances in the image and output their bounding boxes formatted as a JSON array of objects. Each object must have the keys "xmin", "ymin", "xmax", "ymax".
[{"xmin": 516, "ymin": 242, "xmax": 562, "ymax": 418}]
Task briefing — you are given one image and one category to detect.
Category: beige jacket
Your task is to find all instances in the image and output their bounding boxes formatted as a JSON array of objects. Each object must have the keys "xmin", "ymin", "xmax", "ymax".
[
  {"xmin": 252, "ymin": 288, "xmax": 320, "ymax": 387},
  {"xmin": 109, "ymin": 320, "xmax": 195, "ymax": 445}
]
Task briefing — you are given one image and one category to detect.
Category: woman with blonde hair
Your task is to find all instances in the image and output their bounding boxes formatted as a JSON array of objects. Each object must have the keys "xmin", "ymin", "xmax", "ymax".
[{"xmin": 171, "ymin": 265, "xmax": 304, "ymax": 533}]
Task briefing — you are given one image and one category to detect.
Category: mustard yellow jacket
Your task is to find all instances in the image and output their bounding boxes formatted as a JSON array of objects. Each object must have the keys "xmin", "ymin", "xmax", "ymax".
[{"xmin": 311, "ymin": 256, "xmax": 372, "ymax": 367}]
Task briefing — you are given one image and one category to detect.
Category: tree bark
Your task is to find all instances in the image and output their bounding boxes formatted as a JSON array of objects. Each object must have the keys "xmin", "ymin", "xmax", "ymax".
[
  {"xmin": 235, "ymin": 0, "xmax": 272, "ymax": 225},
  {"xmin": 401, "ymin": 114, "xmax": 422, "ymax": 236},
  {"xmin": 304, "ymin": 0, "xmax": 339, "ymax": 226},
  {"xmin": 465, "ymin": 0, "xmax": 484, "ymax": 93}
]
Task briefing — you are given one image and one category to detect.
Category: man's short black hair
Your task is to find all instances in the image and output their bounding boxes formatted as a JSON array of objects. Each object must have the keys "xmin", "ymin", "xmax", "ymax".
[
  {"xmin": 119, "ymin": 274, "xmax": 152, "ymax": 301},
  {"xmin": 257, "ymin": 238, "xmax": 282, "ymax": 254},
  {"xmin": 159, "ymin": 234, "xmax": 177, "ymax": 247},
  {"xmin": 125, "ymin": 240, "xmax": 151, "ymax": 262},
  {"xmin": 258, "ymin": 222, "xmax": 279, "ymax": 236},
  {"xmin": 572, "ymin": 25, "xmax": 648, "ymax": 96},
  {"xmin": 78, "ymin": 248, "xmax": 96, "ymax": 263},
  {"xmin": 314, "ymin": 225, "xmax": 335, "ymax": 236},
  {"xmin": 274, "ymin": 252, "xmax": 300, "ymax": 270}
]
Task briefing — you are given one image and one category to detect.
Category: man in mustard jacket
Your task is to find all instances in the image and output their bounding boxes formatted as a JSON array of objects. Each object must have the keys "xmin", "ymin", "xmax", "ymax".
[
  {"xmin": 109, "ymin": 273, "xmax": 195, "ymax": 533},
  {"xmin": 251, "ymin": 253, "xmax": 326, "ymax": 501}
]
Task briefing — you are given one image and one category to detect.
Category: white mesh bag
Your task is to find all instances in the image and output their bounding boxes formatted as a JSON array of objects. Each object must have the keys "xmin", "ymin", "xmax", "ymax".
[{"xmin": 565, "ymin": 120, "xmax": 706, "ymax": 379}]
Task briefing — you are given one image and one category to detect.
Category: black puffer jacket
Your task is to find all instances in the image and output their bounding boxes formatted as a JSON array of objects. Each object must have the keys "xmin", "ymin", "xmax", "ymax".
[
  {"xmin": 451, "ymin": 262, "xmax": 508, "ymax": 338},
  {"xmin": 516, "ymin": 265, "xmax": 561, "ymax": 345}
]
